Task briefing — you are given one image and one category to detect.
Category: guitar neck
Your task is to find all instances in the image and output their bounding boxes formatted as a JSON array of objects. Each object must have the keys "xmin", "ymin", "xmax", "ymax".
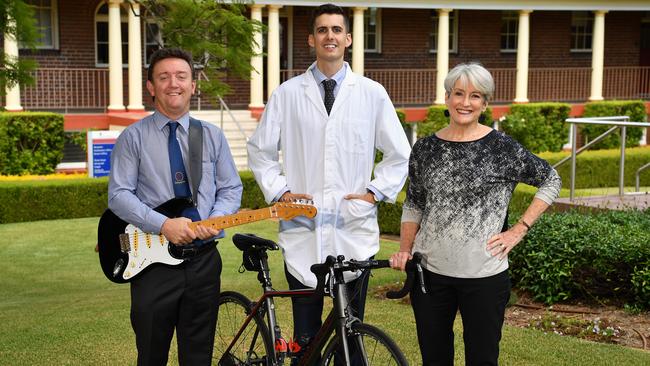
[{"xmin": 188, "ymin": 206, "xmax": 275, "ymax": 231}]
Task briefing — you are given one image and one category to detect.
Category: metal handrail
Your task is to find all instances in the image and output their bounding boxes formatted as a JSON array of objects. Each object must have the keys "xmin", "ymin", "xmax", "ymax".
[
  {"xmin": 196, "ymin": 71, "xmax": 248, "ymax": 142},
  {"xmin": 636, "ymin": 162, "xmax": 650, "ymax": 192},
  {"xmin": 554, "ymin": 116, "xmax": 650, "ymax": 200}
]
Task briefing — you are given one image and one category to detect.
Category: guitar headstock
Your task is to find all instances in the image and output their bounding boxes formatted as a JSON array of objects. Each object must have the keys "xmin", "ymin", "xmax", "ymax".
[{"xmin": 272, "ymin": 200, "xmax": 318, "ymax": 220}]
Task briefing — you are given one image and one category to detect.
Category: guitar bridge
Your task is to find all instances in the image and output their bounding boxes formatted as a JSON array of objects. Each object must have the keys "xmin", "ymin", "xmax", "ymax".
[{"xmin": 119, "ymin": 233, "xmax": 131, "ymax": 252}]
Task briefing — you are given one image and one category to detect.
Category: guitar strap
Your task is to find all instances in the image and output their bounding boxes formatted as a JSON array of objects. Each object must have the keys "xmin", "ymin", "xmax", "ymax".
[{"xmin": 188, "ymin": 118, "xmax": 203, "ymax": 207}]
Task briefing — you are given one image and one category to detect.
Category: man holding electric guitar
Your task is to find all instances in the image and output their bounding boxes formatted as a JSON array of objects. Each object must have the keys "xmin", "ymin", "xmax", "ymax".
[{"xmin": 104, "ymin": 48, "xmax": 242, "ymax": 366}]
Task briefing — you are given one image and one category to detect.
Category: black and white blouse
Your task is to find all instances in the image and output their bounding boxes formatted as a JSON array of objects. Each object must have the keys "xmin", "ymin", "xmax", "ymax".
[{"xmin": 402, "ymin": 129, "xmax": 561, "ymax": 278}]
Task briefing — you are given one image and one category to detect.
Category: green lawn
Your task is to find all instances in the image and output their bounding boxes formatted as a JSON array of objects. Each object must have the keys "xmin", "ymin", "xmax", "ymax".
[{"xmin": 1, "ymin": 217, "xmax": 649, "ymax": 365}]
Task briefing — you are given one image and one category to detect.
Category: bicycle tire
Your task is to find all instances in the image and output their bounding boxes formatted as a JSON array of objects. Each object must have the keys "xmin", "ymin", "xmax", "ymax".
[
  {"xmin": 320, "ymin": 322, "xmax": 408, "ymax": 366},
  {"xmin": 214, "ymin": 291, "xmax": 274, "ymax": 366}
]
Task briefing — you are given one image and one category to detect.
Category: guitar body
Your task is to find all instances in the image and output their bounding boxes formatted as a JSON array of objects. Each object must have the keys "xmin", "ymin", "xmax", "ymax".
[{"xmin": 97, "ymin": 198, "xmax": 193, "ymax": 284}]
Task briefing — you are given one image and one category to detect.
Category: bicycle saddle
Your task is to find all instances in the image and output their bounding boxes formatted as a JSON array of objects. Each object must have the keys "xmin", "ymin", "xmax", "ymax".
[{"xmin": 232, "ymin": 233, "xmax": 279, "ymax": 252}]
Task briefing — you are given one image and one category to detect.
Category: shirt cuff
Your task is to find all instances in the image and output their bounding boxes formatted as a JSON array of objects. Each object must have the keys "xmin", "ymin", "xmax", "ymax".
[
  {"xmin": 401, "ymin": 207, "xmax": 422, "ymax": 224},
  {"xmin": 367, "ymin": 185, "xmax": 385, "ymax": 202},
  {"xmin": 273, "ymin": 187, "xmax": 291, "ymax": 202}
]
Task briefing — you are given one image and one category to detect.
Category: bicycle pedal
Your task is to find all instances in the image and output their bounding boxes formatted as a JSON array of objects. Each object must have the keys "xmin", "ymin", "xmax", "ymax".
[
  {"xmin": 288, "ymin": 339, "xmax": 302, "ymax": 353},
  {"xmin": 275, "ymin": 338, "xmax": 288, "ymax": 352}
]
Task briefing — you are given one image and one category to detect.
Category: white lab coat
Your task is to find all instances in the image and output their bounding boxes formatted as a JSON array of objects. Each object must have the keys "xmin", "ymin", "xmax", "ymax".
[{"xmin": 247, "ymin": 64, "xmax": 410, "ymax": 287}]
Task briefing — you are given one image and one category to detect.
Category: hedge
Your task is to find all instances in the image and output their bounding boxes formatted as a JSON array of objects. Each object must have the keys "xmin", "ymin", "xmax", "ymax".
[
  {"xmin": 0, "ymin": 112, "xmax": 65, "ymax": 175},
  {"xmin": 0, "ymin": 178, "xmax": 108, "ymax": 223},
  {"xmin": 581, "ymin": 100, "xmax": 647, "ymax": 150},
  {"xmin": 509, "ymin": 210, "xmax": 650, "ymax": 309},
  {"xmin": 539, "ymin": 147, "xmax": 650, "ymax": 189},
  {"xmin": 500, "ymin": 103, "xmax": 571, "ymax": 153}
]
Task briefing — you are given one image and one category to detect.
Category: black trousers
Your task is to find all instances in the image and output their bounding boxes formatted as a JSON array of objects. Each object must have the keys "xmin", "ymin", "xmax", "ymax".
[
  {"xmin": 411, "ymin": 268, "xmax": 511, "ymax": 366},
  {"xmin": 285, "ymin": 265, "xmax": 371, "ymax": 365},
  {"xmin": 130, "ymin": 247, "xmax": 222, "ymax": 366}
]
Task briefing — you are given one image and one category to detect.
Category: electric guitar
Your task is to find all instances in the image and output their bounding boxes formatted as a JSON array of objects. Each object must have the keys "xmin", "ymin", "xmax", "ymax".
[{"xmin": 97, "ymin": 198, "xmax": 317, "ymax": 283}]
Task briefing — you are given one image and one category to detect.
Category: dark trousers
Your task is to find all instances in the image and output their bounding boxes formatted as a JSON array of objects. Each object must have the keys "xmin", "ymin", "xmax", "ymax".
[
  {"xmin": 411, "ymin": 268, "xmax": 511, "ymax": 366},
  {"xmin": 130, "ymin": 247, "xmax": 222, "ymax": 366},
  {"xmin": 285, "ymin": 265, "xmax": 371, "ymax": 364}
]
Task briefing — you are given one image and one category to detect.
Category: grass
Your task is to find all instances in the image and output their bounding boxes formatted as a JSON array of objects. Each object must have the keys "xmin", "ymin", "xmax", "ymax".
[{"xmin": 1, "ymin": 218, "xmax": 649, "ymax": 365}]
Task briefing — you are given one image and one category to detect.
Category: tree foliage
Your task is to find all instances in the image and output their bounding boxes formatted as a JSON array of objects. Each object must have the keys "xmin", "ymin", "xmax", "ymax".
[
  {"xmin": 137, "ymin": 0, "xmax": 263, "ymax": 98},
  {"xmin": 0, "ymin": 0, "xmax": 39, "ymax": 95}
]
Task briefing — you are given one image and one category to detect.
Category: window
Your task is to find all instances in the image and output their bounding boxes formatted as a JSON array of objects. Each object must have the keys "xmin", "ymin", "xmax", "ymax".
[
  {"xmin": 23, "ymin": 0, "xmax": 59, "ymax": 49},
  {"xmin": 429, "ymin": 10, "xmax": 458, "ymax": 53},
  {"xmin": 364, "ymin": 8, "xmax": 381, "ymax": 53},
  {"xmin": 95, "ymin": 2, "xmax": 128, "ymax": 66},
  {"xmin": 571, "ymin": 11, "xmax": 593, "ymax": 52},
  {"xmin": 144, "ymin": 21, "xmax": 163, "ymax": 65},
  {"xmin": 500, "ymin": 11, "xmax": 518, "ymax": 52}
]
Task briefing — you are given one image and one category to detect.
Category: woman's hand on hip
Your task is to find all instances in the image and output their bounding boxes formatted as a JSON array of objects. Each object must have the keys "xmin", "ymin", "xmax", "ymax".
[{"xmin": 486, "ymin": 224, "xmax": 527, "ymax": 260}]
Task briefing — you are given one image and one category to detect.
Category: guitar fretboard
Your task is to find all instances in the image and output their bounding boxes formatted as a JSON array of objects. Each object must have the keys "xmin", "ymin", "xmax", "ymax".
[{"xmin": 188, "ymin": 206, "xmax": 275, "ymax": 231}]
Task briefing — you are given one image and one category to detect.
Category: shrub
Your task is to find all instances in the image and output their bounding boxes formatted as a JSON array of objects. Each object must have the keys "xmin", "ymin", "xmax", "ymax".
[
  {"xmin": 0, "ymin": 112, "xmax": 65, "ymax": 175},
  {"xmin": 500, "ymin": 103, "xmax": 571, "ymax": 153},
  {"xmin": 0, "ymin": 178, "xmax": 108, "ymax": 223},
  {"xmin": 581, "ymin": 100, "xmax": 647, "ymax": 149},
  {"xmin": 509, "ymin": 210, "xmax": 650, "ymax": 308},
  {"xmin": 417, "ymin": 105, "xmax": 493, "ymax": 138}
]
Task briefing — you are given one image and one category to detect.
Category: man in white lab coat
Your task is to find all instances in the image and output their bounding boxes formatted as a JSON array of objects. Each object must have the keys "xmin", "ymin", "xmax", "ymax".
[{"xmin": 247, "ymin": 3, "xmax": 411, "ymax": 357}]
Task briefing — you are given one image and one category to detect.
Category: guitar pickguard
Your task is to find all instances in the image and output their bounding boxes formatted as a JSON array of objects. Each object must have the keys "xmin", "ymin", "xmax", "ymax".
[{"xmin": 121, "ymin": 225, "xmax": 184, "ymax": 280}]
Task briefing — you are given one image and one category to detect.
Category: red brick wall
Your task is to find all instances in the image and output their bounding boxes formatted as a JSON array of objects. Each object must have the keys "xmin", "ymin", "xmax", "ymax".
[{"xmin": 9, "ymin": 3, "xmax": 646, "ymax": 110}]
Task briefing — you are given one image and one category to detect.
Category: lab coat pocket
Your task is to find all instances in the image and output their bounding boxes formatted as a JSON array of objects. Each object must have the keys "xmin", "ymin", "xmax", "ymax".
[
  {"xmin": 341, "ymin": 198, "xmax": 378, "ymax": 234},
  {"xmin": 341, "ymin": 118, "xmax": 369, "ymax": 155}
]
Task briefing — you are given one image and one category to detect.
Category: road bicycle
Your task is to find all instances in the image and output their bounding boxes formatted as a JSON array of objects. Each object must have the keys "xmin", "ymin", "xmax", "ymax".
[{"xmin": 214, "ymin": 233, "xmax": 426, "ymax": 366}]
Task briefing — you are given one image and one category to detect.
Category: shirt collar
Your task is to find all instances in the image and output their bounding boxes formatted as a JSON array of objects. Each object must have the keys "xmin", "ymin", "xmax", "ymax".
[
  {"xmin": 309, "ymin": 61, "xmax": 348, "ymax": 86},
  {"xmin": 153, "ymin": 110, "xmax": 190, "ymax": 132}
]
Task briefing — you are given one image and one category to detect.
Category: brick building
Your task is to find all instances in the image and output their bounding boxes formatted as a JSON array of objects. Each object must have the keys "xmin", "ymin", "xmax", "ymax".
[{"xmin": 2, "ymin": 0, "xmax": 650, "ymax": 125}]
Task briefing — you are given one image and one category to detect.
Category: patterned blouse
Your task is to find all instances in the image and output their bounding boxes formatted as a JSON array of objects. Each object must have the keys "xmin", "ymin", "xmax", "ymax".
[{"xmin": 401, "ymin": 129, "xmax": 561, "ymax": 278}]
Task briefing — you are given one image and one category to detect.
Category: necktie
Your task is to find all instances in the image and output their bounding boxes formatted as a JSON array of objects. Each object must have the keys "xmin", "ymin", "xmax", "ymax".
[
  {"xmin": 168, "ymin": 121, "xmax": 200, "ymax": 221},
  {"xmin": 322, "ymin": 79, "xmax": 336, "ymax": 115}
]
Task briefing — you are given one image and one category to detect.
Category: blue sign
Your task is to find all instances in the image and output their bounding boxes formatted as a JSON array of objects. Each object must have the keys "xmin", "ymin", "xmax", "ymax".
[{"xmin": 87, "ymin": 130, "xmax": 121, "ymax": 178}]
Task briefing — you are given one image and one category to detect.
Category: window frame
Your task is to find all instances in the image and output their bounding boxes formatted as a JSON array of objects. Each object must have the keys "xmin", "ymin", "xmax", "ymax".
[
  {"xmin": 500, "ymin": 10, "xmax": 518, "ymax": 53},
  {"xmin": 570, "ymin": 11, "xmax": 593, "ymax": 53},
  {"xmin": 94, "ymin": 1, "xmax": 129, "ymax": 67},
  {"xmin": 429, "ymin": 10, "xmax": 458, "ymax": 54},
  {"xmin": 364, "ymin": 7, "xmax": 381, "ymax": 53},
  {"xmin": 143, "ymin": 20, "xmax": 163, "ymax": 67},
  {"xmin": 21, "ymin": 0, "xmax": 59, "ymax": 50}
]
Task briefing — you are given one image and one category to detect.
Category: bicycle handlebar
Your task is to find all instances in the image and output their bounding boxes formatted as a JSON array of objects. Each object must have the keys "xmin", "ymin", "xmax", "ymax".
[
  {"xmin": 309, "ymin": 252, "xmax": 426, "ymax": 299},
  {"xmin": 385, "ymin": 252, "xmax": 426, "ymax": 299}
]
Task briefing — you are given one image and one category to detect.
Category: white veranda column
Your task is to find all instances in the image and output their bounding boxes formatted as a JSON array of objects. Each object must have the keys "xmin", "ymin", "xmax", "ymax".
[
  {"xmin": 127, "ymin": 2, "xmax": 144, "ymax": 111},
  {"xmin": 249, "ymin": 4, "xmax": 264, "ymax": 110},
  {"xmin": 589, "ymin": 10, "xmax": 607, "ymax": 101},
  {"xmin": 514, "ymin": 10, "xmax": 532, "ymax": 103},
  {"xmin": 267, "ymin": 5, "xmax": 282, "ymax": 98},
  {"xmin": 107, "ymin": 0, "xmax": 125, "ymax": 111},
  {"xmin": 435, "ymin": 9, "xmax": 452, "ymax": 105},
  {"xmin": 4, "ymin": 17, "xmax": 23, "ymax": 111},
  {"xmin": 352, "ymin": 7, "xmax": 367, "ymax": 74}
]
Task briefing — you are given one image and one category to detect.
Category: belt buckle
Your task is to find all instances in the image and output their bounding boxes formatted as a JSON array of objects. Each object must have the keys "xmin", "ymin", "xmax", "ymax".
[{"xmin": 180, "ymin": 246, "xmax": 199, "ymax": 258}]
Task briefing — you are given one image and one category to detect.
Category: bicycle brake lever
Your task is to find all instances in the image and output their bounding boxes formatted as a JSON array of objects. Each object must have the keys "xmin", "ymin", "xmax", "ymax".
[
  {"xmin": 416, "ymin": 262, "xmax": 426, "ymax": 294},
  {"xmin": 328, "ymin": 267, "xmax": 335, "ymax": 297}
]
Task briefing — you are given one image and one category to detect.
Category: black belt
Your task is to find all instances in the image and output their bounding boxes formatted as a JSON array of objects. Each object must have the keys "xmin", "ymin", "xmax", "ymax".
[{"xmin": 170, "ymin": 240, "xmax": 218, "ymax": 259}]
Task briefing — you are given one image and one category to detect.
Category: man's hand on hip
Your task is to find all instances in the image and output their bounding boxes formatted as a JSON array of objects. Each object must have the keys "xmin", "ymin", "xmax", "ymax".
[{"xmin": 344, "ymin": 191, "xmax": 376, "ymax": 205}]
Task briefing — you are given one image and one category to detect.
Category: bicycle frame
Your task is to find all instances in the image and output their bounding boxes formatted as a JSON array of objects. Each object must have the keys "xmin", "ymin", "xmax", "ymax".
[{"xmin": 222, "ymin": 253, "xmax": 364, "ymax": 366}]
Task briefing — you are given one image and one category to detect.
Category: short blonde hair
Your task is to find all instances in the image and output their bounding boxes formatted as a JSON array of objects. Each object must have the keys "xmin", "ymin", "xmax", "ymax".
[{"xmin": 444, "ymin": 63, "xmax": 494, "ymax": 102}]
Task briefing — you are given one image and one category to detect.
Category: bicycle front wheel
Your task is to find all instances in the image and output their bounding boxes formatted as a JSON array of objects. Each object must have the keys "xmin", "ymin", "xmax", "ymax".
[
  {"xmin": 320, "ymin": 322, "xmax": 408, "ymax": 366},
  {"xmin": 214, "ymin": 291, "xmax": 273, "ymax": 366}
]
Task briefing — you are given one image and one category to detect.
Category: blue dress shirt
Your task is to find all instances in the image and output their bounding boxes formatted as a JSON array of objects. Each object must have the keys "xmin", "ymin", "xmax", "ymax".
[{"xmin": 108, "ymin": 111, "xmax": 243, "ymax": 238}]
